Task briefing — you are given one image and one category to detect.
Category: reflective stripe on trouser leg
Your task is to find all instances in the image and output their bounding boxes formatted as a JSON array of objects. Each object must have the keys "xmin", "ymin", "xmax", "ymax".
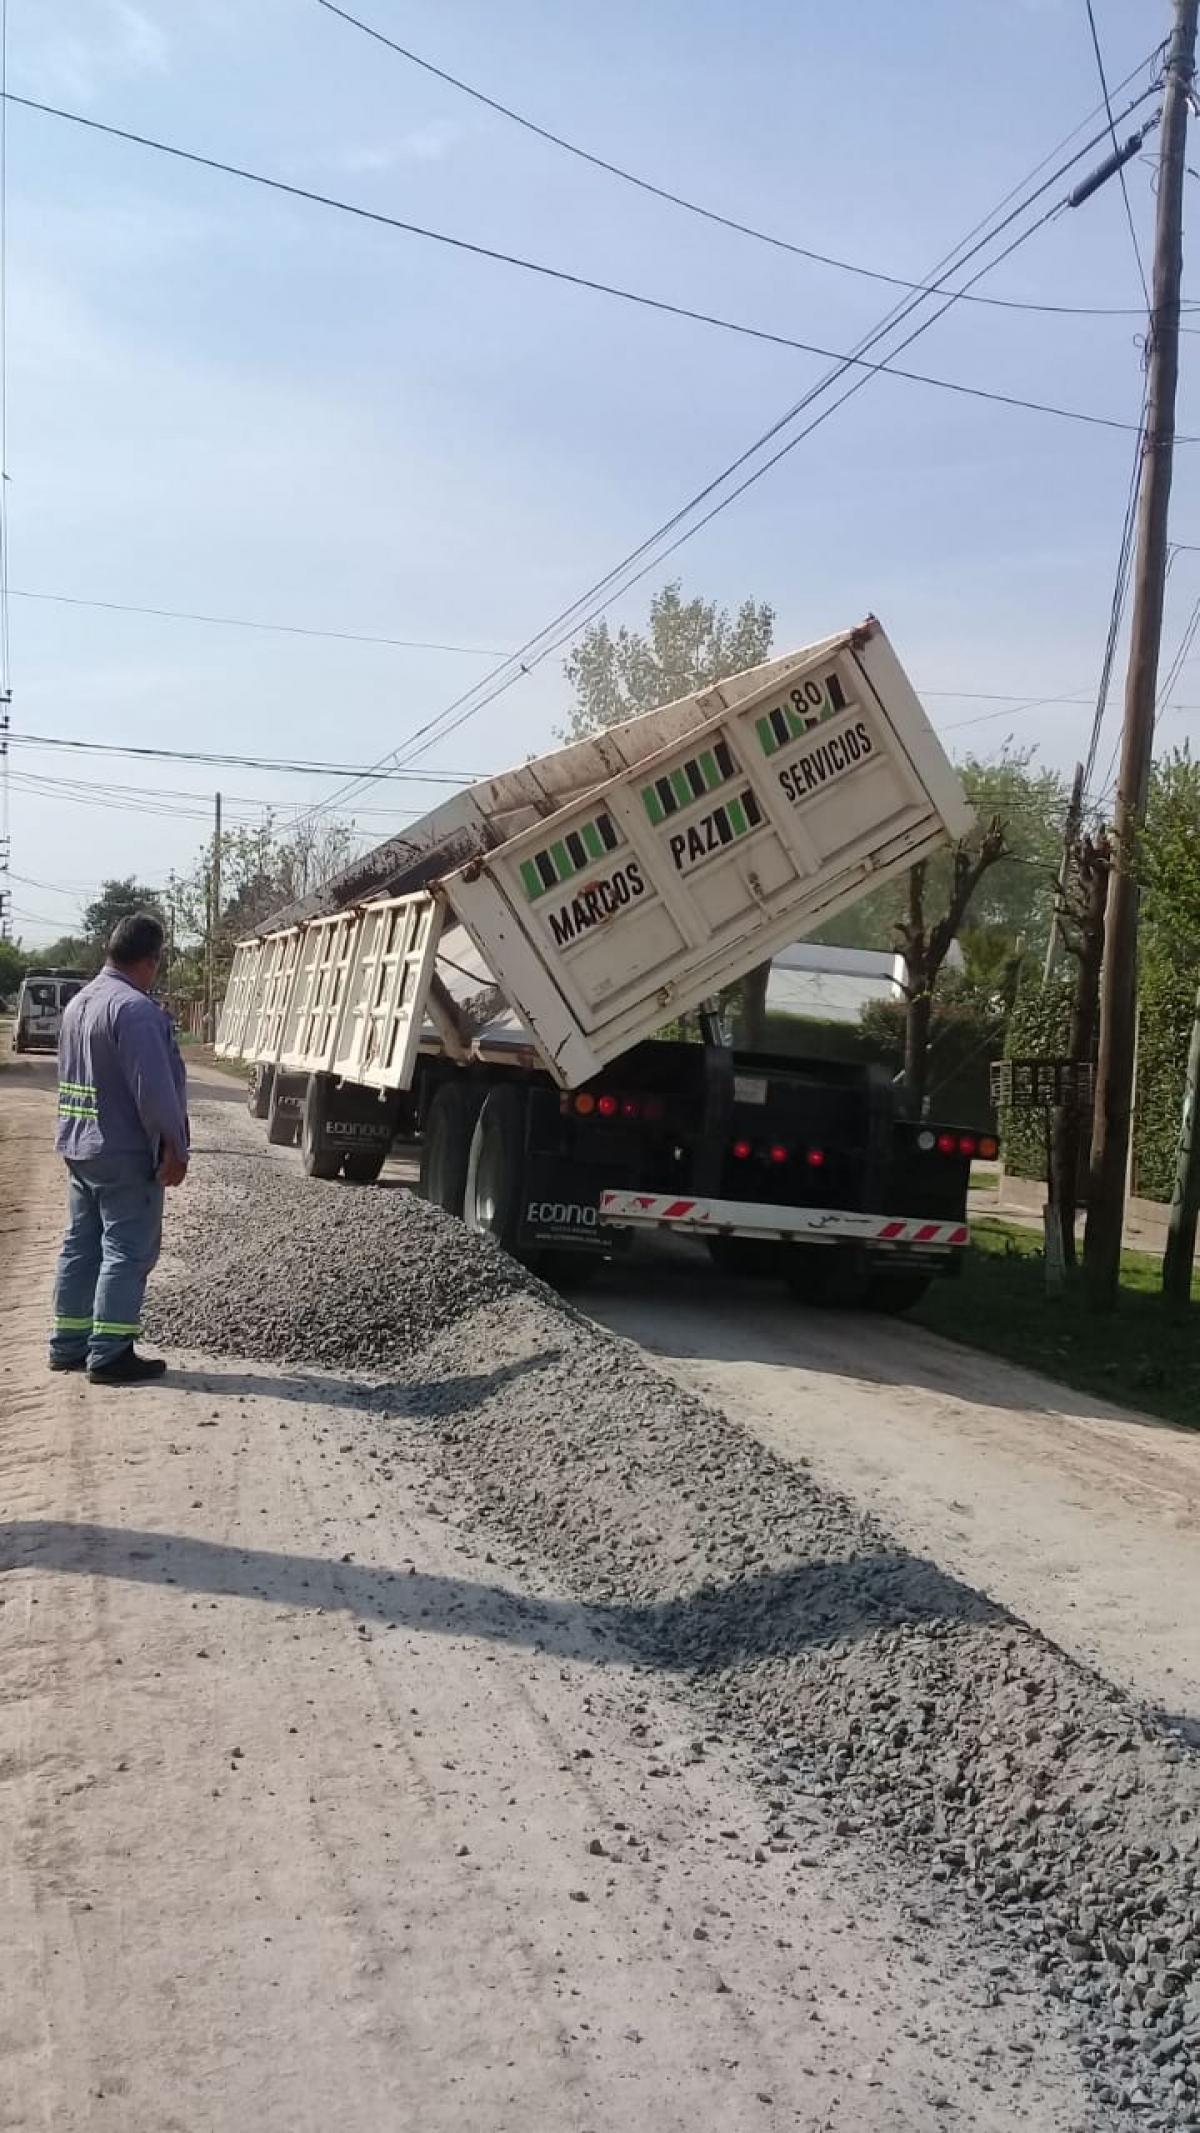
[
  {"xmin": 89, "ymin": 1167, "xmax": 165, "ymax": 1366},
  {"xmin": 49, "ymin": 1167, "xmax": 103, "ymax": 1363}
]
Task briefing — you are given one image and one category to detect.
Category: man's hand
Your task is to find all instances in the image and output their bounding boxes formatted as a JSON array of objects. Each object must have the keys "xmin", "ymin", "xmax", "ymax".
[{"xmin": 159, "ymin": 1144, "xmax": 189, "ymax": 1188}]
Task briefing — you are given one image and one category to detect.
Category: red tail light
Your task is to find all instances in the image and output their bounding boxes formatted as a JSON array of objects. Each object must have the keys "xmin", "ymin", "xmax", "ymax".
[
  {"xmin": 732, "ymin": 1139, "xmax": 752, "ymax": 1160},
  {"xmin": 643, "ymin": 1097, "xmax": 665, "ymax": 1123},
  {"xmin": 806, "ymin": 1148, "xmax": 825, "ymax": 1169},
  {"xmin": 958, "ymin": 1134, "xmax": 977, "ymax": 1157},
  {"xmin": 769, "ymin": 1144, "xmax": 789, "ymax": 1164},
  {"xmin": 936, "ymin": 1132, "xmax": 956, "ymax": 1154},
  {"xmin": 597, "ymin": 1094, "xmax": 618, "ymax": 1118},
  {"xmin": 979, "ymin": 1135, "xmax": 999, "ymax": 1160},
  {"xmin": 620, "ymin": 1098, "xmax": 640, "ymax": 1120}
]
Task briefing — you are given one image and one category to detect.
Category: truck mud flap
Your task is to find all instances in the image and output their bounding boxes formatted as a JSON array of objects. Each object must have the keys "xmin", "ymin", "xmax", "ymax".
[{"xmin": 515, "ymin": 1154, "xmax": 624, "ymax": 1255}]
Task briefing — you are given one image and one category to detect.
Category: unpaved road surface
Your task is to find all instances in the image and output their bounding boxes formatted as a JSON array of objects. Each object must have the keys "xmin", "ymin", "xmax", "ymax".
[
  {"xmin": 1, "ymin": 1063, "xmax": 1196, "ymax": 2129},
  {"xmin": 591, "ymin": 1253, "xmax": 1200, "ymax": 1733}
]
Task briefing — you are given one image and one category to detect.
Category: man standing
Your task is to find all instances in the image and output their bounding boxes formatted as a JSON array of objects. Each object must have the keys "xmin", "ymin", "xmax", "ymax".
[{"xmin": 49, "ymin": 912, "xmax": 189, "ymax": 1385}]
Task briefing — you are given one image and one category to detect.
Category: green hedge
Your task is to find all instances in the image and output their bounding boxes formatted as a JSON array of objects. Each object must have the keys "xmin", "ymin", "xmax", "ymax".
[
  {"xmin": 998, "ymin": 969, "xmax": 1194, "ymax": 1203},
  {"xmin": 1000, "ymin": 980, "xmax": 1074, "ymax": 1180},
  {"xmin": 1133, "ymin": 963, "xmax": 1193, "ymax": 1202}
]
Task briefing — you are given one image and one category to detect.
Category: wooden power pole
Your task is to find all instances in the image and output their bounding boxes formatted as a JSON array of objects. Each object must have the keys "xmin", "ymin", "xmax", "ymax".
[
  {"xmin": 205, "ymin": 790, "xmax": 222, "ymax": 1044},
  {"xmin": 1085, "ymin": 0, "xmax": 1198, "ymax": 1309}
]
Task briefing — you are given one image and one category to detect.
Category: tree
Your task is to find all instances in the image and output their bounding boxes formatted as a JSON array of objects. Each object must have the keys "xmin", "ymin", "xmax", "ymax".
[
  {"xmin": 561, "ymin": 581, "xmax": 775, "ymax": 743},
  {"xmin": 1141, "ymin": 743, "xmax": 1200, "ymax": 970},
  {"xmin": 82, "ymin": 878, "xmax": 163, "ymax": 956},
  {"xmin": 894, "ymin": 819, "xmax": 1010, "ymax": 1115},
  {"xmin": 815, "ymin": 749, "xmax": 1068, "ymax": 957},
  {"xmin": 0, "ymin": 938, "xmax": 28, "ymax": 996},
  {"xmin": 167, "ymin": 814, "xmax": 360, "ymax": 1004},
  {"xmin": 31, "ymin": 934, "xmax": 89, "ymax": 973},
  {"xmin": 562, "ymin": 580, "xmax": 776, "ymax": 1039}
]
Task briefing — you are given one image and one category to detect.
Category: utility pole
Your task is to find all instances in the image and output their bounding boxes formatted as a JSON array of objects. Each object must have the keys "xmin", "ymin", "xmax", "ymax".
[
  {"xmin": 1085, "ymin": 0, "xmax": 1198, "ymax": 1310},
  {"xmin": 1042, "ymin": 762, "xmax": 1085, "ymax": 984},
  {"xmin": 1163, "ymin": 985, "xmax": 1200, "ymax": 1309},
  {"xmin": 205, "ymin": 791, "xmax": 222, "ymax": 1044}
]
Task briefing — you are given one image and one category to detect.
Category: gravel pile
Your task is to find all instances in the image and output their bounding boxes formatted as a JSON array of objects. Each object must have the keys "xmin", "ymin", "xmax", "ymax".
[
  {"xmin": 156, "ymin": 1125, "xmax": 1200, "ymax": 2126},
  {"xmin": 148, "ymin": 1152, "xmax": 535, "ymax": 1370}
]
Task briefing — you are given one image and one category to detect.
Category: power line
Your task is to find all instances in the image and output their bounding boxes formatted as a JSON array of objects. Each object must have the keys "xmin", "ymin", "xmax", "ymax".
[
  {"xmin": 1083, "ymin": 0, "xmax": 1152, "ymax": 306},
  {"xmin": 7, "ymin": 586, "xmax": 506, "ymax": 655},
  {"xmin": 304, "ymin": 89, "xmax": 1167, "ymax": 826},
  {"xmin": 320, "ymin": 0, "xmax": 1169, "ymax": 322},
  {"xmin": 2, "ymin": 92, "xmax": 1165, "ymax": 438},
  {"xmin": 6, "ymin": 728, "xmax": 482, "ymax": 781}
]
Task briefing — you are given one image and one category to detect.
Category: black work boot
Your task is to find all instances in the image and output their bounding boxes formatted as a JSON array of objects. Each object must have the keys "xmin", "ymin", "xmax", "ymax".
[
  {"xmin": 49, "ymin": 1355, "xmax": 88, "ymax": 1373},
  {"xmin": 87, "ymin": 1346, "xmax": 169, "ymax": 1386}
]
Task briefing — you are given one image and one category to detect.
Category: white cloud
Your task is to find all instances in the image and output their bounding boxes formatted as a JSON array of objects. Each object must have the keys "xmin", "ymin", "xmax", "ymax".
[
  {"xmin": 331, "ymin": 123, "xmax": 460, "ymax": 176},
  {"xmin": 110, "ymin": 3, "xmax": 170, "ymax": 76},
  {"xmin": 18, "ymin": 0, "xmax": 170, "ymax": 106}
]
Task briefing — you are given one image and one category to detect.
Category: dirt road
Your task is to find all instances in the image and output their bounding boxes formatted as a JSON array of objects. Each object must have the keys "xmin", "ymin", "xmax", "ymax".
[
  {"xmin": 0, "ymin": 1066, "xmax": 1102, "ymax": 2129},
  {"xmin": 591, "ymin": 1250, "xmax": 1200, "ymax": 1735}
]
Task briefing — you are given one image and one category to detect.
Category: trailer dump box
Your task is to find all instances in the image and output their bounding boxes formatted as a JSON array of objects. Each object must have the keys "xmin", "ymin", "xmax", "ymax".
[{"xmin": 218, "ymin": 617, "xmax": 971, "ymax": 1091}]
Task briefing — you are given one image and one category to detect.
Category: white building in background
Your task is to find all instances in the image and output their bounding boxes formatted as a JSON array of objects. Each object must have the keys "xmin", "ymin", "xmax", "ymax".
[{"xmin": 766, "ymin": 940, "xmax": 965, "ymax": 1025}]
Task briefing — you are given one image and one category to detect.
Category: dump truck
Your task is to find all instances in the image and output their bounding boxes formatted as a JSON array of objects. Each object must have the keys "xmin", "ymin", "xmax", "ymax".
[{"xmin": 217, "ymin": 617, "xmax": 993, "ymax": 1309}]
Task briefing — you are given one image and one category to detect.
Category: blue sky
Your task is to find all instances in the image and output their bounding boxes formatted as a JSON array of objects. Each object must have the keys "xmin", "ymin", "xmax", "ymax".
[{"xmin": 3, "ymin": 0, "xmax": 1188, "ymax": 941}]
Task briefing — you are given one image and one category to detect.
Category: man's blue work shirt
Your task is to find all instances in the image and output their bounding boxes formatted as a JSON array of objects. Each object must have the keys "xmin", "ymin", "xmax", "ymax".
[{"xmin": 56, "ymin": 967, "xmax": 190, "ymax": 1166}]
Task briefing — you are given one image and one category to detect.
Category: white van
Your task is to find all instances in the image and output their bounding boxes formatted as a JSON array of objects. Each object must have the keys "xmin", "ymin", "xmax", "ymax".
[{"xmin": 12, "ymin": 971, "xmax": 85, "ymax": 1054}]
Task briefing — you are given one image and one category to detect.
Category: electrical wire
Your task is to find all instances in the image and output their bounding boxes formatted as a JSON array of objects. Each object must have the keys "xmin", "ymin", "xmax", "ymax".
[
  {"xmin": 6, "ymin": 586, "xmax": 505, "ymax": 655},
  {"xmin": 303, "ymin": 87, "xmax": 1166, "ymax": 829},
  {"xmin": 1083, "ymin": 0, "xmax": 1152, "ymax": 306},
  {"xmin": 6, "ymin": 728, "xmax": 482, "ymax": 781},
  {"xmin": 320, "ymin": 0, "xmax": 1169, "ymax": 322},
  {"xmin": 1, "ymin": 93, "xmax": 1165, "ymax": 438}
]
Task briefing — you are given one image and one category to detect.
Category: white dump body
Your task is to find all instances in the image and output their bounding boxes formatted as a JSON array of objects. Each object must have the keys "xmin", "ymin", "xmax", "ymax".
[{"xmin": 217, "ymin": 617, "xmax": 972, "ymax": 1091}]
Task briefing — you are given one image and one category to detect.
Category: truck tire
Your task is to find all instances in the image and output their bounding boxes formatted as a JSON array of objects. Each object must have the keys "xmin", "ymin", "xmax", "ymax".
[
  {"xmin": 342, "ymin": 1150, "xmax": 385, "ymax": 1185},
  {"xmin": 301, "ymin": 1075, "xmax": 344, "ymax": 1180},
  {"xmin": 464, "ymin": 1085, "xmax": 526, "ymax": 1253},
  {"xmin": 784, "ymin": 1248, "xmax": 869, "ymax": 1308},
  {"xmin": 866, "ymin": 1273, "xmax": 931, "ymax": 1315},
  {"xmin": 539, "ymin": 1250, "xmax": 601, "ymax": 1292},
  {"xmin": 420, "ymin": 1082, "xmax": 485, "ymax": 1216},
  {"xmin": 248, "ymin": 1063, "xmax": 274, "ymax": 1119},
  {"xmin": 266, "ymin": 1075, "xmax": 302, "ymax": 1147},
  {"xmin": 706, "ymin": 1236, "xmax": 781, "ymax": 1279}
]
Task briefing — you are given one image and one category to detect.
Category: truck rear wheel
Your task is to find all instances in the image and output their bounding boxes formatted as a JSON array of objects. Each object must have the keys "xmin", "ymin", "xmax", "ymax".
[
  {"xmin": 420, "ymin": 1082, "xmax": 485, "ymax": 1215},
  {"xmin": 464, "ymin": 1085, "xmax": 526, "ymax": 1252},
  {"xmin": 866, "ymin": 1273, "xmax": 931, "ymax": 1315},
  {"xmin": 784, "ymin": 1247, "xmax": 869, "ymax": 1308},
  {"xmin": 342, "ymin": 1150, "xmax": 386, "ymax": 1185},
  {"xmin": 301, "ymin": 1075, "xmax": 344, "ymax": 1180},
  {"xmin": 706, "ymin": 1236, "xmax": 781, "ymax": 1279},
  {"xmin": 248, "ymin": 1063, "xmax": 274, "ymax": 1119}
]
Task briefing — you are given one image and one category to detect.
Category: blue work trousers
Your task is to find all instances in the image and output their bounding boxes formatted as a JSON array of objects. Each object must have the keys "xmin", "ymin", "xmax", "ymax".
[{"xmin": 50, "ymin": 1155, "xmax": 165, "ymax": 1367}]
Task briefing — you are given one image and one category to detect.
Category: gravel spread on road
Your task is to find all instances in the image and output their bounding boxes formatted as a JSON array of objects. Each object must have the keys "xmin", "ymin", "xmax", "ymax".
[{"xmin": 150, "ymin": 1131, "xmax": 1200, "ymax": 2128}]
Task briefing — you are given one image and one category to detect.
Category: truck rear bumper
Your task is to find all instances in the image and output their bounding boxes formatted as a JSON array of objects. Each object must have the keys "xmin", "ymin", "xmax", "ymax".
[{"xmin": 598, "ymin": 1190, "xmax": 969, "ymax": 1250}]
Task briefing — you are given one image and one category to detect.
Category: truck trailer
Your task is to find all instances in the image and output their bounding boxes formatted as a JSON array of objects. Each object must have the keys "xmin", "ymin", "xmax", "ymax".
[{"xmin": 216, "ymin": 617, "xmax": 991, "ymax": 1310}]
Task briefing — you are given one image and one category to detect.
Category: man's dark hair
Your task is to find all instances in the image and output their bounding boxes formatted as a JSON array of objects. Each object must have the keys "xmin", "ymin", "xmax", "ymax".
[{"xmin": 107, "ymin": 912, "xmax": 165, "ymax": 967}]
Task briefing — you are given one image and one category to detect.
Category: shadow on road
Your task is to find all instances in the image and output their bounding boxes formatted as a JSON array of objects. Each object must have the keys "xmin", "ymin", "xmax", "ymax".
[{"xmin": 0, "ymin": 1516, "xmax": 998, "ymax": 1671}]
